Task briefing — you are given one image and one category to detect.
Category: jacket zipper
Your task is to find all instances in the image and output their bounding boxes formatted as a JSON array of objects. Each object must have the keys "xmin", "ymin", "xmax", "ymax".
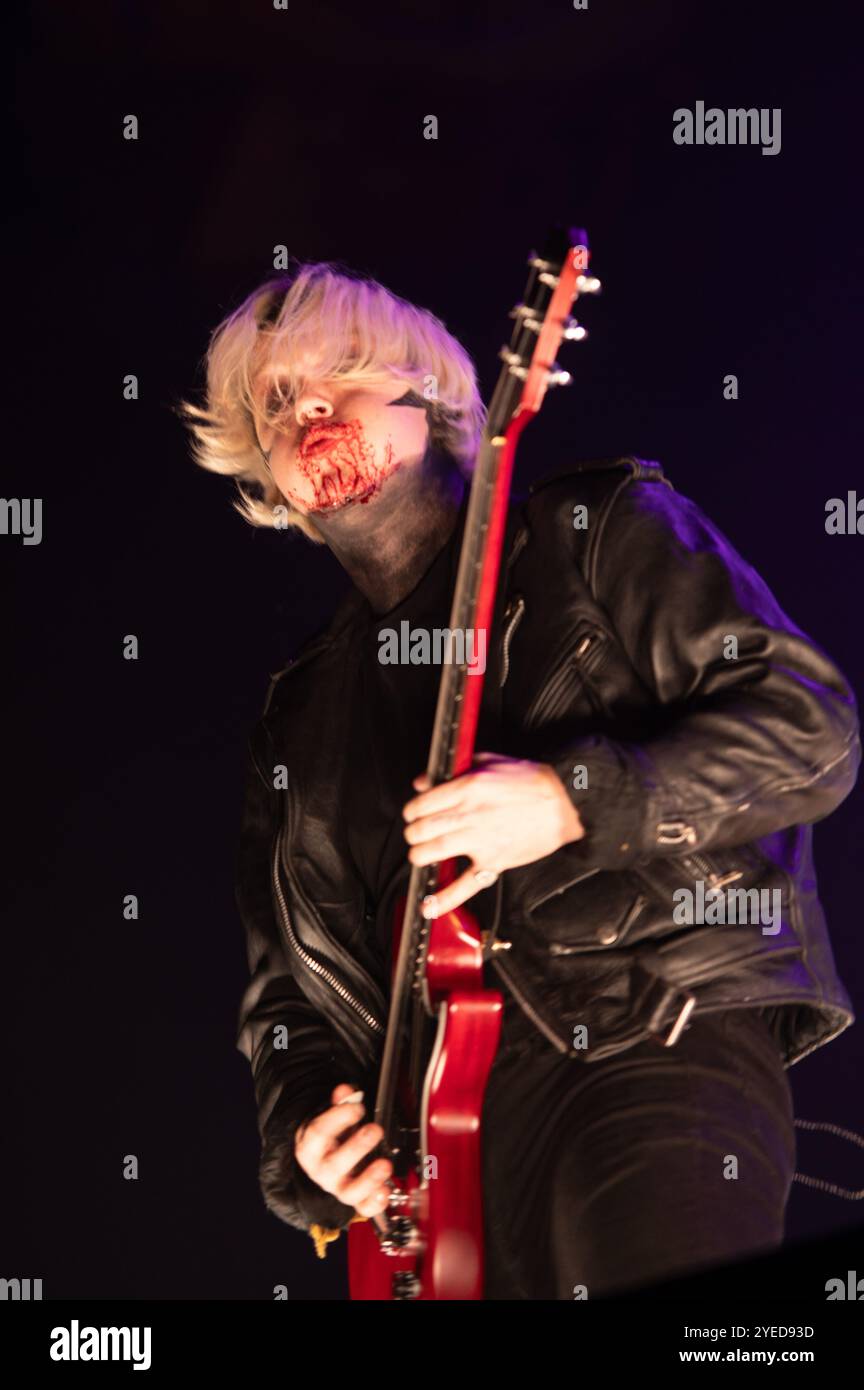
[
  {"xmin": 499, "ymin": 595, "xmax": 525, "ymax": 687},
  {"xmin": 653, "ymin": 739, "xmax": 858, "ymax": 854},
  {"xmin": 683, "ymin": 851, "xmax": 743, "ymax": 889},
  {"xmin": 687, "ymin": 852, "xmax": 716, "ymax": 880},
  {"xmin": 523, "ymin": 627, "xmax": 606, "ymax": 726},
  {"xmin": 271, "ymin": 834, "xmax": 386, "ymax": 1036}
]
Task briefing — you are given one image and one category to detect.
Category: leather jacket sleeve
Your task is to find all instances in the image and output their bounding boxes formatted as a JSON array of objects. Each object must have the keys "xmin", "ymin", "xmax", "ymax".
[
  {"xmin": 234, "ymin": 727, "xmax": 370, "ymax": 1234},
  {"xmin": 547, "ymin": 479, "xmax": 861, "ymax": 870}
]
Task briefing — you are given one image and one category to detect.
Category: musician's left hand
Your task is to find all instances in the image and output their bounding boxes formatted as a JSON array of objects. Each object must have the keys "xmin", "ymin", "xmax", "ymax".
[{"xmin": 402, "ymin": 752, "xmax": 585, "ymax": 918}]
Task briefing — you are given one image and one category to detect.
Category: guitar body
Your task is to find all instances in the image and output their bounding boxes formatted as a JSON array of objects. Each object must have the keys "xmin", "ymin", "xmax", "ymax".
[{"xmin": 347, "ymin": 893, "xmax": 503, "ymax": 1300}]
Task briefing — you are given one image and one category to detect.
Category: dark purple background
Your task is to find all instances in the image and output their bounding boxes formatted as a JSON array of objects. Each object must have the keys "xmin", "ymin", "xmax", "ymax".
[{"xmin": 4, "ymin": 1, "xmax": 862, "ymax": 1298}]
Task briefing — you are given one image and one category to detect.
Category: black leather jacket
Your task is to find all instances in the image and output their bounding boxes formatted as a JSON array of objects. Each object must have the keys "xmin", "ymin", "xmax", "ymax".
[{"xmin": 234, "ymin": 456, "xmax": 860, "ymax": 1236}]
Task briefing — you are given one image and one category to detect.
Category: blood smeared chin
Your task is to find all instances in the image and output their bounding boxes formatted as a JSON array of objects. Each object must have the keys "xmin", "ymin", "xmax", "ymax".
[{"xmin": 289, "ymin": 419, "xmax": 401, "ymax": 512}]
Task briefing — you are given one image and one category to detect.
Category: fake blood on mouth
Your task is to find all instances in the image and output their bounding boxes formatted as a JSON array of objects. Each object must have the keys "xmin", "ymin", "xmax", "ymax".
[{"xmin": 296, "ymin": 420, "xmax": 397, "ymax": 511}]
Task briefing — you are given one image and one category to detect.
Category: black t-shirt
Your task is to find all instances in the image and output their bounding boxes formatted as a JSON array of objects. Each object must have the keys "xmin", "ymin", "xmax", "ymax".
[
  {"xmin": 339, "ymin": 491, "xmax": 564, "ymax": 1054},
  {"xmin": 342, "ymin": 499, "xmax": 471, "ymax": 975}
]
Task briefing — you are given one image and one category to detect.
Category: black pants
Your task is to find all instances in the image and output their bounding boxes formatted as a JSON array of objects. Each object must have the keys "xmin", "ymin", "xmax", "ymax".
[{"xmin": 480, "ymin": 996, "xmax": 796, "ymax": 1299}]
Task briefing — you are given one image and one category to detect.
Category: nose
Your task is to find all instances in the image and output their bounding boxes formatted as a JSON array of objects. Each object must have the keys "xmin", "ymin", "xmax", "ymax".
[{"xmin": 294, "ymin": 387, "xmax": 335, "ymax": 428}]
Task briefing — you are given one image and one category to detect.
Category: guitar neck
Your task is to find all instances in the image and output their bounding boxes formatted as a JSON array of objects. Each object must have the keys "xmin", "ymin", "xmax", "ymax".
[
  {"xmin": 373, "ymin": 225, "xmax": 599, "ymax": 1146},
  {"xmin": 426, "ymin": 430, "xmax": 513, "ymax": 785}
]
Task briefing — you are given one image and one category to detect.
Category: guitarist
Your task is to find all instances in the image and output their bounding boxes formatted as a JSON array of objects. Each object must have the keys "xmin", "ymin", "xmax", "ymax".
[{"xmin": 183, "ymin": 260, "xmax": 859, "ymax": 1298}]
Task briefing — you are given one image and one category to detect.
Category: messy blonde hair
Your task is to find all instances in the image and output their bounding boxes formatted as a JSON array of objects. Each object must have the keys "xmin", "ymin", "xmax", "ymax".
[{"xmin": 178, "ymin": 259, "xmax": 487, "ymax": 542}]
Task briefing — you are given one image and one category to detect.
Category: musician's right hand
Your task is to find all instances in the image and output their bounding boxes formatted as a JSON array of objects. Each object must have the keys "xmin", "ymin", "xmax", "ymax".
[{"xmin": 294, "ymin": 1083, "xmax": 394, "ymax": 1218}]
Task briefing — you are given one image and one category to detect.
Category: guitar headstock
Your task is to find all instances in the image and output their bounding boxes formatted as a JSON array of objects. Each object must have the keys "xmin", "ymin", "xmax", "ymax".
[{"xmin": 487, "ymin": 223, "xmax": 601, "ymax": 438}]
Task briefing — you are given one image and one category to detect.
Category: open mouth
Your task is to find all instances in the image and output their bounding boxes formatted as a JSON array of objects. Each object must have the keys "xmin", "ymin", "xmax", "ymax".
[
  {"xmin": 294, "ymin": 418, "xmax": 388, "ymax": 513},
  {"xmin": 302, "ymin": 435, "xmax": 337, "ymax": 458},
  {"xmin": 299, "ymin": 426, "xmax": 347, "ymax": 458}
]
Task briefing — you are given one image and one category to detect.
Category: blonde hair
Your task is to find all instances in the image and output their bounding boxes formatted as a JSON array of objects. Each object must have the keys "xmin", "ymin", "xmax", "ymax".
[{"xmin": 178, "ymin": 260, "xmax": 486, "ymax": 542}]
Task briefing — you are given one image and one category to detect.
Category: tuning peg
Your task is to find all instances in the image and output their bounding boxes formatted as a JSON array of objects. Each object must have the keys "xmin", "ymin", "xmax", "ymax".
[
  {"xmin": 547, "ymin": 366, "xmax": 573, "ymax": 387},
  {"xmin": 499, "ymin": 346, "xmax": 528, "ymax": 378},
  {"xmin": 508, "ymin": 303, "xmax": 543, "ymax": 334},
  {"xmin": 561, "ymin": 320, "xmax": 587, "ymax": 341},
  {"xmin": 576, "ymin": 275, "xmax": 602, "ymax": 294}
]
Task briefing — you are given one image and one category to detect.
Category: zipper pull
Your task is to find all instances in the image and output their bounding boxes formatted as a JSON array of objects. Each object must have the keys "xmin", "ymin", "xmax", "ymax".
[{"xmin": 656, "ymin": 820, "xmax": 698, "ymax": 846}]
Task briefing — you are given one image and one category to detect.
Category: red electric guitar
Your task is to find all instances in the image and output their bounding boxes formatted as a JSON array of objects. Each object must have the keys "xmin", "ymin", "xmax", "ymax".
[{"xmin": 347, "ymin": 225, "xmax": 601, "ymax": 1300}]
